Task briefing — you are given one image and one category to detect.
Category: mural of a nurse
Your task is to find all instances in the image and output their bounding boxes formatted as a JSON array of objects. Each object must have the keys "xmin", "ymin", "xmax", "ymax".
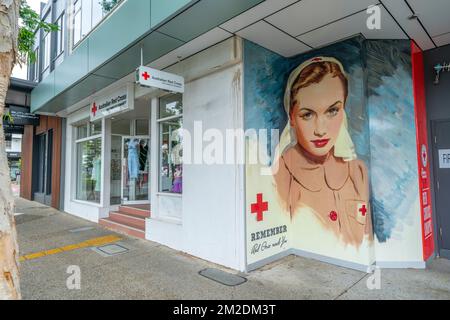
[{"xmin": 273, "ymin": 57, "xmax": 372, "ymax": 246}]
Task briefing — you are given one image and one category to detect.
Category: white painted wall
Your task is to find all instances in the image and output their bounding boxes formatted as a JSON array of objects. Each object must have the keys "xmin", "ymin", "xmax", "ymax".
[{"xmin": 147, "ymin": 37, "xmax": 246, "ymax": 271}]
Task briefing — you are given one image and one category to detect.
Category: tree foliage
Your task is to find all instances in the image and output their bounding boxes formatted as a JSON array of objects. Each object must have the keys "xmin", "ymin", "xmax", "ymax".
[
  {"xmin": 17, "ymin": 0, "xmax": 58, "ymax": 65},
  {"xmin": 100, "ymin": 0, "xmax": 120, "ymax": 14}
]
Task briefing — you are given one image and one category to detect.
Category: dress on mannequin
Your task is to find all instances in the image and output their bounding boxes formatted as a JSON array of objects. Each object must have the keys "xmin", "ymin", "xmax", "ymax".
[
  {"xmin": 127, "ymin": 139, "xmax": 140, "ymax": 180},
  {"xmin": 91, "ymin": 156, "xmax": 101, "ymax": 201}
]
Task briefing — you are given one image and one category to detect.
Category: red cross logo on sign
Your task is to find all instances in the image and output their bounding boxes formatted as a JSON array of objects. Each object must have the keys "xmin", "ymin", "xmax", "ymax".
[
  {"xmin": 91, "ymin": 103, "xmax": 98, "ymax": 117},
  {"xmin": 251, "ymin": 194, "xmax": 268, "ymax": 222},
  {"xmin": 142, "ymin": 72, "xmax": 150, "ymax": 81}
]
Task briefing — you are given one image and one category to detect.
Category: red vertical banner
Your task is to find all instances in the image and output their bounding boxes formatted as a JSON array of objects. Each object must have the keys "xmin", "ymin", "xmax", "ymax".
[{"xmin": 411, "ymin": 41, "xmax": 435, "ymax": 261}]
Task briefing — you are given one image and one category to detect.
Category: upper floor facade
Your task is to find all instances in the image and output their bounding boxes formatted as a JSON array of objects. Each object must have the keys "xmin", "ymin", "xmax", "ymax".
[
  {"xmin": 29, "ymin": 0, "xmax": 126, "ymax": 83},
  {"xmin": 28, "ymin": 0, "xmax": 264, "ymax": 114}
]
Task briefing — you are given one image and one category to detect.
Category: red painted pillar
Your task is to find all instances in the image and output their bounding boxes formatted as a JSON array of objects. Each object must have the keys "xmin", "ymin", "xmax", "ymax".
[{"xmin": 411, "ymin": 41, "xmax": 435, "ymax": 261}]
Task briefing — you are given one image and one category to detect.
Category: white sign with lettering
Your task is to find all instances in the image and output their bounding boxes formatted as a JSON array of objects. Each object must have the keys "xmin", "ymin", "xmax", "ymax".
[
  {"xmin": 136, "ymin": 66, "xmax": 184, "ymax": 93},
  {"xmin": 439, "ymin": 149, "xmax": 450, "ymax": 169},
  {"xmin": 90, "ymin": 84, "xmax": 134, "ymax": 122}
]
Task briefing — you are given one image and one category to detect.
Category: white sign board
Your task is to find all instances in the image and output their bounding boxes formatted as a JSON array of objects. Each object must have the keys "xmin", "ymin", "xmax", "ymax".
[
  {"xmin": 90, "ymin": 84, "xmax": 134, "ymax": 122},
  {"xmin": 439, "ymin": 149, "xmax": 450, "ymax": 169},
  {"xmin": 136, "ymin": 66, "xmax": 184, "ymax": 93}
]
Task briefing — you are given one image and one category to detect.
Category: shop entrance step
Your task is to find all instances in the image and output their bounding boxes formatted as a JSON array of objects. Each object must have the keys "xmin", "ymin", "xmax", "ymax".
[{"xmin": 99, "ymin": 205, "xmax": 151, "ymax": 239}]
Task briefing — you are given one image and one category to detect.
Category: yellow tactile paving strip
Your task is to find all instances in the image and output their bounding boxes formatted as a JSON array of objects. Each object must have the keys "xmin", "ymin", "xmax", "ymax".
[{"xmin": 20, "ymin": 234, "xmax": 122, "ymax": 262}]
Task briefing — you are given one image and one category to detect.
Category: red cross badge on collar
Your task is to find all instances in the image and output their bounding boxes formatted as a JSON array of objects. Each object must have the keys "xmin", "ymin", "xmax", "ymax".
[{"xmin": 356, "ymin": 203, "xmax": 368, "ymax": 224}]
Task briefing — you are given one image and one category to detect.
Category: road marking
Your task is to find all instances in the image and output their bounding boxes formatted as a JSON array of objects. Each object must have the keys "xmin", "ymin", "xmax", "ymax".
[{"xmin": 20, "ymin": 234, "xmax": 122, "ymax": 262}]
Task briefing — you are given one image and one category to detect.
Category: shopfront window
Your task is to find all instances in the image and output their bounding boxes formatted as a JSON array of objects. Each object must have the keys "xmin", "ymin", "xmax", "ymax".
[
  {"xmin": 158, "ymin": 94, "xmax": 183, "ymax": 194},
  {"xmin": 75, "ymin": 121, "xmax": 102, "ymax": 203}
]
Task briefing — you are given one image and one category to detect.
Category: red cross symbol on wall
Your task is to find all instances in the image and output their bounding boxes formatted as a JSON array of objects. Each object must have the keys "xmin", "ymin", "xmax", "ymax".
[
  {"xmin": 91, "ymin": 103, "xmax": 97, "ymax": 116},
  {"xmin": 251, "ymin": 193, "xmax": 268, "ymax": 222},
  {"xmin": 422, "ymin": 150, "xmax": 427, "ymax": 165},
  {"xmin": 142, "ymin": 72, "xmax": 150, "ymax": 81},
  {"xmin": 359, "ymin": 204, "xmax": 367, "ymax": 217}
]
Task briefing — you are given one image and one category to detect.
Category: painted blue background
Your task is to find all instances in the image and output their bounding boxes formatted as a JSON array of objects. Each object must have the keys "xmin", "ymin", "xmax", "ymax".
[
  {"xmin": 365, "ymin": 40, "xmax": 419, "ymax": 243},
  {"xmin": 244, "ymin": 37, "xmax": 418, "ymax": 243}
]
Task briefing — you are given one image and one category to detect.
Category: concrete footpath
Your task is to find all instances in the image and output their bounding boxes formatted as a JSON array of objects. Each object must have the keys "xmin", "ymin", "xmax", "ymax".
[{"xmin": 15, "ymin": 198, "xmax": 450, "ymax": 300}]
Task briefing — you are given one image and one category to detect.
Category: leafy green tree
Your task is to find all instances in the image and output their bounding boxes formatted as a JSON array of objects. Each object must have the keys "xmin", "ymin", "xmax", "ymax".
[
  {"xmin": 100, "ymin": 0, "xmax": 119, "ymax": 14},
  {"xmin": 0, "ymin": 0, "xmax": 57, "ymax": 300}
]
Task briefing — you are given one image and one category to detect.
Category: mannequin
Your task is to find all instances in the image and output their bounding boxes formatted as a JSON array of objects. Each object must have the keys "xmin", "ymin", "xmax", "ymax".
[{"xmin": 127, "ymin": 138, "xmax": 140, "ymax": 200}]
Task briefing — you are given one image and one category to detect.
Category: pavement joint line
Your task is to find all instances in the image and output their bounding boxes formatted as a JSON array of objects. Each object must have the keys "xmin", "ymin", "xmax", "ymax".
[
  {"xmin": 333, "ymin": 274, "xmax": 368, "ymax": 300},
  {"xmin": 19, "ymin": 234, "xmax": 122, "ymax": 262}
]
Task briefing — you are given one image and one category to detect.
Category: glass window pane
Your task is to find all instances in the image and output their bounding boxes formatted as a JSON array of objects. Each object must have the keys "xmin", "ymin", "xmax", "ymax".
[
  {"xmin": 76, "ymin": 124, "xmax": 88, "ymax": 140},
  {"xmin": 159, "ymin": 117, "xmax": 183, "ymax": 194},
  {"xmin": 73, "ymin": 3, "xmax": 82, "ymax": 45},
  {"xmin": 110, "ymin": 135, "xmax": 122, "ymax": 205},
  {"xmin": 136, "ymin": 119, "xmax": 149, "ymax": 136},
  {"xmin": 33, "ymin": 48, "xmax": 39, "ymax": 81},
  {"xmin": 56, "ymin": 15, "xmax": 64, "ymax": 55},
  {"xmin": 81, "ymin": 0, "xmax": 92, "ymax": 38},
  {"xmin": 92, "ymin": 0, "xmax": 103, "ymax": 27},
  {"xmin": 60, "ymin": 16, "xmax": 65, "ymax": 53},
  {"xmin": 90, "ymin": 121, "xmax": 102, "ymax": 136},
  {"xmin": 159, "ymin": 94, "xmax": 183, "ymax": 119},
  {"xmin": 43, "ymin": 33, "xmax": 51, "ymax": 69},
  {"xmin": 76, "ymin": 138, "xmax": 102, "ymax": 203}
]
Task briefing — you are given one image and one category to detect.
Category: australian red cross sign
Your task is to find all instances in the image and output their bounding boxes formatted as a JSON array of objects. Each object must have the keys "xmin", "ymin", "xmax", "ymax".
[
  {"xmin": 90, "ymin": 84, "xmax": 134, "ymax": 122},
  {"xmin": 136, "ymin": 66, "xmax": 184, "ymax": 93}
]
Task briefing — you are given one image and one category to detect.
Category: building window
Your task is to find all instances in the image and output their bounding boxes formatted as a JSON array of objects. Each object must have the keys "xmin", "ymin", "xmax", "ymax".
[
  {"xmin": 73, "ymin": 0, "xmax": 82, "ymax": 46},
  {"xmin": 72, "ymin": 0, "xmax": 122, "ymax": 48},
  {"xmin": 32, "ymin": 47, "xmax": 40, "ymax": 81},
  {"xmin": 158, "ymin": 94, "xmax": 183, "ymax": 194},
  {"xmin": 43, "ymin": 31, "xmax": 51, "ymax": 70},
  {"xmin": 75, "ymin": 121, "xmax": 102, "ymax": 203},
  {"xmin": 55, "ymin": 13, "xmax": 65, "ymax": 57},
  {"xmin": 42, "ymin": 11, "xmax": 51, "ymax": 71}
]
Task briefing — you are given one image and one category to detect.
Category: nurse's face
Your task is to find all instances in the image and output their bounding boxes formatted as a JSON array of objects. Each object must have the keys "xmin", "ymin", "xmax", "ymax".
[{"xmin": 290, "ymin": 74, "xmax": 345, "ymax": 158}]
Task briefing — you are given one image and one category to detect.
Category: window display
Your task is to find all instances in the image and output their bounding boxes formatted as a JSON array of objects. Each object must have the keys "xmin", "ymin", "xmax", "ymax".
[
  {"xmin": 76, "ymin": 138, "xmax": 102, "ymax": 203},
  {"xmin": 122, "ymin": 137, "xmax": 149, "ymax": 202},
  {"xmin": 159, "ymin": 94, "xmax": 183, "ymax": 194},
  {"xmin": 75, "ymin": 121, "xmax": 102, "ymax": 203}
]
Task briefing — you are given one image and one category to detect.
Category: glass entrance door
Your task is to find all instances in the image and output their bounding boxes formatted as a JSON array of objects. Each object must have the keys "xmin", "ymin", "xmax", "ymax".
[
  {"xmin": 121, "ymin": 136, "xmax": 150, "ymax": 204},
  {"xmin": 35, "ymin": 130, "xmax": 53, "ymax": 206}
]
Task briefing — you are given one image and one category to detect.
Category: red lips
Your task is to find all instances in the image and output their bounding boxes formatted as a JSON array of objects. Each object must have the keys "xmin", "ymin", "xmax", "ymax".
[{"xmin": 311, "ymin": 139, "xmax": 330, "ymax": 148}]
